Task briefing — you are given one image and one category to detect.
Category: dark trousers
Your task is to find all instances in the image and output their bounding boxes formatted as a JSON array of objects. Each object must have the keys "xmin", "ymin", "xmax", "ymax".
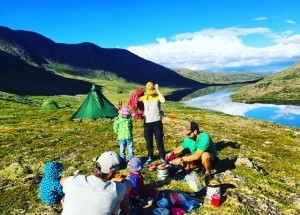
[{"xmin": 144, "ymin": 120, "xmax": 166, "ymax": 159}]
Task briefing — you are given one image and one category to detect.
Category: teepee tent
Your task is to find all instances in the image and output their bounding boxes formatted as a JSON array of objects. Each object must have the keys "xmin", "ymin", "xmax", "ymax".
[
  {"xmin": 41, "ymin": 99, "xmax": 59, "ymax": 110},
  {"xmin": 71, "ymin": 84, "xmax": 118, "ymax": 120}
]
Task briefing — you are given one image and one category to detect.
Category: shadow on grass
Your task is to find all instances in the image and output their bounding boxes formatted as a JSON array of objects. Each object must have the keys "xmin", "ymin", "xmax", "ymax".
[
  {"xmin": 215, "ymin": 141, "xmax": 241, "ymax": 151},
  {"xmin": 214, "ymin": 141, "xmax": 240, "ymax": 173},
  {"xmin": 217, "ymin": 158, "xmax": 238, "ymax": 172},
  {"xmin": 221, "ymin": 183, "xmax": 237, "ymax": 193}
]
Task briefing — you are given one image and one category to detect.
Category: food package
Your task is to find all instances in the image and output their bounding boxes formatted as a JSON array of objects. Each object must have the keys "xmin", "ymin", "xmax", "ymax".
[
  {"xmin": 170, "ymin": 193, "xmax": 187, "ymax": 205},
  {"xmin": 184, "ymin": 171, "xmax": 202, "ymax": 192}
]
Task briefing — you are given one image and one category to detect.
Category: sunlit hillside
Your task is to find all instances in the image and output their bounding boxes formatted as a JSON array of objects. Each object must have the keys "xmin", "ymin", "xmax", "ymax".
[
  {"xmin": 231, "ymin": 61, "xmax": 300, "ymax": 105},
  {"xmin": 174, "ymin": 68, "xmax": 268, "ymax": 84}
]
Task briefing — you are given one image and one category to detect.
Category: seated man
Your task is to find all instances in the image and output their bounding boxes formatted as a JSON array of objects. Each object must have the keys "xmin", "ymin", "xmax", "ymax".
[
  {"xmin": 166, "ymin": 122, "xmax": 219, "ymax": 183},
  {"xmin": 60, "ymin": 151, "xmax": 132, "ymax": 215}
]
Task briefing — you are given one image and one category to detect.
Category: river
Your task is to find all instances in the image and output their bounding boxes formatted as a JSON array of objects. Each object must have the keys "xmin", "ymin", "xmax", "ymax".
[{"xmin": 184, "ymin": 89, "xmax": 300, "ymax": 128}]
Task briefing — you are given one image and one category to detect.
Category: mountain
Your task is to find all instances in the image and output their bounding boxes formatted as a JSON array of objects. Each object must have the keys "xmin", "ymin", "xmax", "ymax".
[
  {"xmin": 0, "ymin": 50, "xmax": 91, "ymax": 95},
  {"xmin": 231, "ymin": 61, "xmax": 300, "ymax": 105},
  {"xmin": 174, "ymin": 68, "xmax": 268, "ymax": 84},
  {"xmin": 0, "ymin": 26, "xmax": 203, "ymax": 95}
]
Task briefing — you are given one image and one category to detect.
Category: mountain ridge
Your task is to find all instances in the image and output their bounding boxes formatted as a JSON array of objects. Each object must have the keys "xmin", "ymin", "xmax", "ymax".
[
  {"xmin": 0, "ymin": 26, "xmax": 203, "ymax": 96},
  {"xmin": 174, "ymin": 68, "xmax": 268, "ymax": 84}
]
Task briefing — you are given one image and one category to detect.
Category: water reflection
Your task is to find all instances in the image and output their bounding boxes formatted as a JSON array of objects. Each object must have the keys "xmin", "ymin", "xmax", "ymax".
[
  {"xmin": 181, "ymin": 85, "xmax": 244, "ymax": 102},
  {"xmin": 184, "ymin": 90, "xmax": 300, "ymax": 128}
]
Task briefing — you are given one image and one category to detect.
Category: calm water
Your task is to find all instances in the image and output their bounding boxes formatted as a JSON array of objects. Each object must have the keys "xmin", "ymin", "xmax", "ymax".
[{"xmin": 184, "ymin": 90, "xmax": 300, "ymax": 128}]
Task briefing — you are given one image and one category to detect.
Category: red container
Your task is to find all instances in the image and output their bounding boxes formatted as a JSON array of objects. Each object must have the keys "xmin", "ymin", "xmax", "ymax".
[{"xmin": 211, "ymin": 194, "xmax": 221, "ymax": 207}]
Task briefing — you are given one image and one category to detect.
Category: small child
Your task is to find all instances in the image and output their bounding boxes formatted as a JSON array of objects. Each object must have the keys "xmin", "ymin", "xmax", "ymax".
[
  {"xmin": 113, "ymin": 106, "xmax": 134, "ymax": 161},
  {"xmin": 128, "ymin": 157, "xmax": 155, "ymax": 205},
  {"xmin": 40, "ymin": 161, "xmax": 64, "ymax": 204}
]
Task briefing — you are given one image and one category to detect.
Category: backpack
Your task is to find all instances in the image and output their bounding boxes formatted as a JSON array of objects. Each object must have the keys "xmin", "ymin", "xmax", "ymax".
[{"xmin": 128, "ymin": 88, "xmax": 145, "ymax": 120}]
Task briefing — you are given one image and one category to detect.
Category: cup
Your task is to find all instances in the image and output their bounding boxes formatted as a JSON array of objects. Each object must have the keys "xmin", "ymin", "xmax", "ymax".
[{"xmin": 211, "ymin": 194, "xmax": 221, "ymax": 207}]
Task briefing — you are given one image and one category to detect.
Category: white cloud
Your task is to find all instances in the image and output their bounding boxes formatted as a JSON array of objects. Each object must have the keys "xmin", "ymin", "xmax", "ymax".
[
  {"xmin": 285, "ymin": 20, "xmax": 295, "ymax": 24},
  {"xmin": 126, "ymin": 27, "xmax": 300, "ymax": 71},
  {"xmin": 252, "ymin": 17, "xmax": 268, "ymax": 21},
  {"xmin": 272, "ymin": 106, "xmax": 300, "ymax": 120},
  {"xmin": 272, "ymin": 35, "xmax": 300, "ymax": 44},
  {"xmin": 172, "ymin": 27, "xmax": 270, "ymax": 40}
]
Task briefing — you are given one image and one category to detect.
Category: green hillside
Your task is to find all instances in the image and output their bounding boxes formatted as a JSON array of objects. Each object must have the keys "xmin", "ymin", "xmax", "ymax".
[
  {"xmin": 1, "ymin": 84, "xmax": 300, "ymax": 214},
  {"xmin": 0, "ymin": 26, "xmax": 203, "ymax": 95},
  {"xmin": 231, "ymin": 61, "xmax": 300, "ymax": 105},
  {"xmin": 174, "ymin": 68, "xmax": 268, "ymax": 84}
]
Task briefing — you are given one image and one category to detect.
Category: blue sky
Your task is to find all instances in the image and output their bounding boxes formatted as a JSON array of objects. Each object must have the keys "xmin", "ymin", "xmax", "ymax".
[{"xmin": 1, "ymin": 0, "xmax": 300, "ymax": 72}]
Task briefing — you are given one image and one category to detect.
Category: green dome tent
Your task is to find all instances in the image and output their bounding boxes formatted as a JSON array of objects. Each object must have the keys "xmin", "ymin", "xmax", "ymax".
[
  {"xmin": 71, "ymin": 84, "xmax": 118, "ymax": 120},
  {"xmin": 41, "ymin": 99, "xmax": 59, "ymax": 110}
]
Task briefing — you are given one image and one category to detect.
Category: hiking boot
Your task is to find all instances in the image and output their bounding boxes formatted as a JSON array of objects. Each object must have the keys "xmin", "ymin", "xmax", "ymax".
[
  {"xmin": 195, "ymin": 168, "xmax": 205, "ymax": 176},
  {"xmin": 204, "ymin": 174, "xmax": 213, "ymax": 186},
  {"xmin": 143, "ymin": 157, "xmax": 152, "ymax": 167}
]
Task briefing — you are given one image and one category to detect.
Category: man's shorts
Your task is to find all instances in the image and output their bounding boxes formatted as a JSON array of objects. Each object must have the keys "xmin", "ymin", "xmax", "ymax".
[{"xmin": 183, "ymin": 153, "xmax": 220, "ymax": 171}]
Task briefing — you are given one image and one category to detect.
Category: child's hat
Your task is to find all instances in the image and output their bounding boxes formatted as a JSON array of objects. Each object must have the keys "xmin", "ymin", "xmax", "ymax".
[
  {"xmin": 44, "ymin": 161, "xmax": 63, "ymax": 178},
  {"xmin": 130, "ymin": 157, "xmax": 143, "ymax": 172},
  {"xmin": 118, "ymin": 106, "xmax": 131, "ymax": 115}
]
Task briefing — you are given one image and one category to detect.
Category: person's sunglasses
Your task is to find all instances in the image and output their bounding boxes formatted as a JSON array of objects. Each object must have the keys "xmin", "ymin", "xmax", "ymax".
[{"xmin": 186, "ymin": 131, "xmax": 193, "ymax": 136}]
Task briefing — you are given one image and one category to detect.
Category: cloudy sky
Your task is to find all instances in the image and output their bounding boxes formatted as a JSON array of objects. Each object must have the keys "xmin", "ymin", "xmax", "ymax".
[{"xmin": 1, "ymin": 0, "xmax": 299, "ymax": 72}]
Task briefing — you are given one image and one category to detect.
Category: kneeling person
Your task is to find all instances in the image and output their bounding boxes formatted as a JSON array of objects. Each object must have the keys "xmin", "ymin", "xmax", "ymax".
[{"xmin": 166, "ymin": 122, "xmax": 219, "ymax": 182}]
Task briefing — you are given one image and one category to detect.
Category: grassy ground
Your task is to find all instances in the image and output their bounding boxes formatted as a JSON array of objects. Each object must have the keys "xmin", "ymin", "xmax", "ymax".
[{"xmin": 1, "ymin": 83, "xmax": 300, "ymax": 214}]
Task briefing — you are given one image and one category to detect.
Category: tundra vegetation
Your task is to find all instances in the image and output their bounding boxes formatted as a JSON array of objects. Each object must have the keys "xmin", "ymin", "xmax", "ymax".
[
  {"xmin": 1, "ymin": 80, "xmax": 299, "ymax": 215},
  {"xmin": 231, "ymin": 61, "xmax": 300, "ymax": 105}
]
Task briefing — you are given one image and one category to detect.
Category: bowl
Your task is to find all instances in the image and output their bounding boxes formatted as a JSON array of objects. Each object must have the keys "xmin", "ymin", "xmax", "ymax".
[
  {"xmin": 149, "ymin": 163, "xmax": 157, "ymax": 171},
  {"xmin": 157, "ymin": 198, "xmax": 168, "ymax": 208},
  {"xmin": 153, "ymin": 208, "xmax": 169, "ymax": 215}
]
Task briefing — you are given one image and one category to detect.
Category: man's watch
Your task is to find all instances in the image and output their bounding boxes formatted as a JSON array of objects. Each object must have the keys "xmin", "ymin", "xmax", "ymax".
[{"xmin": 180, "ymin": 157, "xmax": 184, "ymax": 164}]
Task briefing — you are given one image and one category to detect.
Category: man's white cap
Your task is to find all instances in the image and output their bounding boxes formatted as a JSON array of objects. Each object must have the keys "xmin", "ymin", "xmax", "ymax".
[{"xmin": 96, "ymin": 151, "xmax": 121, "ymax": 174}]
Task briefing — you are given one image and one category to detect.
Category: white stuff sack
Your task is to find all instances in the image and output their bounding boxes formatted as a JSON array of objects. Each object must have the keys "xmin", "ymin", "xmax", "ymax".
[{"xmin": 184, "ymin": 171, "xmax": 202, "ymax": 192}]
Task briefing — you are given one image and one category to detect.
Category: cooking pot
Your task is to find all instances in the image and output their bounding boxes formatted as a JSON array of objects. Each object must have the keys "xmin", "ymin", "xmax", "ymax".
[
  {"xmin": 206, "ymin": 178, "xmax": 221, "ymax": 200},
  {"xmin": 157, "ymin": 164, "xmax": 169, "ymax": 180}
]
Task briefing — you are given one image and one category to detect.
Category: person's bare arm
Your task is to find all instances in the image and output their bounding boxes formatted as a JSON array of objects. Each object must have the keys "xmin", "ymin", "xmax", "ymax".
[
  {"xmin": 165, "ymin": 145, "xmax": 184, "ymax": 159},
  {"xmin": 154, "ymin": 84, "xmax": 166, "ymax": 103},
  {"xmin": 172, "ymin": 150, "xmax": 203, "ymax": 165},
  {"xmin": 60, "ymin": 176, "xmax": 68, "ymax": 186},
  {"xmin": 182, "ymin": 150, "xmax": 203, "ymax": 162}
]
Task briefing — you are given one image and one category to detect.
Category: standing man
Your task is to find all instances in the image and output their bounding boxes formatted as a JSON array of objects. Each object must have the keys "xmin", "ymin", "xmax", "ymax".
[
  {"xmin": 60, "ymin": 151, "xmax": 132, "ymax": 215},
  {"xmin": 140, "ymin": 82, "xmax": 166, "ymax": 166},
  {"xmin": 166, "ymin": 122, "xmax": 219, "ymax": 183}
]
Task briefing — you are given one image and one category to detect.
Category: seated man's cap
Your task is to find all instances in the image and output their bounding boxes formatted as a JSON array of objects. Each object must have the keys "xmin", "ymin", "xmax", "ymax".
[
  {"xmin": 96, "ymin": 151, "xmax": 121, "ymax": 174},
  {"xmin": 184, "ymin": 121, "xmax": 199, "ymax": 134}
]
